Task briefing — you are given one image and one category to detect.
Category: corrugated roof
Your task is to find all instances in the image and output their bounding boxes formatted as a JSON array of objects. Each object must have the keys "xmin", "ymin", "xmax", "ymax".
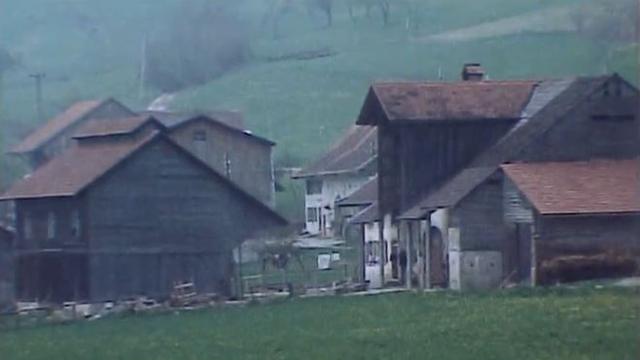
[
  {"xmin": 11, "ymin": 100, "xmax": 104, "ymax": 153},
  {"xmin": 72, "ymin": 115, "xmax": 164, "ymax": 139},
  {"xmin": 2, "ymin": 132, "xmax": 157, "ymax": 200},
  {"xmin": 142, "ymin": 110, "xmax": 244, "ymax": 130},
  {"xmin": 141, "ymin": 111, "xmax": 275, "ymax": 146},
  {"xmin": 502, "ymin": 158, "xmax": 640, "ymax": 215},
  {"xmin": 399, "ymin": 76, "xmax": 613, "ymax": 219},
  {"xmin": 359, "ymin": 80, "xmax": 538, "ymax": 124},
  {"xmin": 294, "ymin": 125, "xmax": 377, "ymax": 178},
  {"xmin": 337, "ymin": 176, "xmax": 378, "ymax": 207}
]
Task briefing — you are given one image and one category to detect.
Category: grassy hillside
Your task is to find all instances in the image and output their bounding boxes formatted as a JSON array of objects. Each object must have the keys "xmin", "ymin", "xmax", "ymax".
[
  {"xmin": 1, "ymin": 286, "xmax": 638, "ymax": 360},
  {"xmin": 0, "ymin": 0, "xmax": 637, "ymax": 200}
]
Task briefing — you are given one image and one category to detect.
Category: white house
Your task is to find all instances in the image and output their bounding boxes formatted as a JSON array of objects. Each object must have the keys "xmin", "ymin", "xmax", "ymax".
[{"xmin": 293, "ymin": 125, "xmax": 377, "ymax": 238}]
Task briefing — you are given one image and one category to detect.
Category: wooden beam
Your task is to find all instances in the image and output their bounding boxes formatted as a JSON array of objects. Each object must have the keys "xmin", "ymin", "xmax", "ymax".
[
  {"xmin": 378, "ymin": 219, "xmax": 385, "ymax": 287},
  {"xmin": 424, "ymin": 218, "xmax": 431, "ymax": 290},
  {"xmin": 405, "ymin": 221, "xmax": 412, "ymax": 290}
]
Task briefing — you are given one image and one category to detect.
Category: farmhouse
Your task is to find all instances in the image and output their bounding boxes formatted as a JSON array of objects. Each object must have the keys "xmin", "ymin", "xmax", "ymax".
[
  {"xmin": 354, "ymin": 64, "xmax": 640, "ymax": 290},
  {"xmin": 0, "ymin": 117, "xmax": 286, "ymax": 303},
  {"xmin": 293, "ymin": 125, "xmax": 377, "ymax": 237},
  {"xmin": 9, "ymin": 98, "xmax": 135, "ymax": 169}
]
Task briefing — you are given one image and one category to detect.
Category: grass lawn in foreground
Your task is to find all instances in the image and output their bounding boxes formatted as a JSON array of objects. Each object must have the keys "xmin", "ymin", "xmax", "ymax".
[{"xmin": 0, "ymin": 286, "xmax": 638, "ymax": 360}]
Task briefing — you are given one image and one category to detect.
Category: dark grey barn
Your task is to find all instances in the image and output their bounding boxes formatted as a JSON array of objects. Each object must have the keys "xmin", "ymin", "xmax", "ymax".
[{"xmin": 1, "ymin": 118, "xmax": 286, "ymax": 303}]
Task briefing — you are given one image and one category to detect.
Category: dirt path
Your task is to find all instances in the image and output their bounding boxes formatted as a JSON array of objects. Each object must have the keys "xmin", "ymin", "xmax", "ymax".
[
  {"xmin": 416, "ymin": 5, "xmax": 577, "ymax": 43},
  {"xmin": 147, "ymin": 93, "xmax": 175, "ymax": 111}
]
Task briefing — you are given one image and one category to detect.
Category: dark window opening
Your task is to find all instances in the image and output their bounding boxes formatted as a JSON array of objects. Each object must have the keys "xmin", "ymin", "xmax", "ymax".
[
  {"xmin": 306, "ymin": 179, "xmax": 322, "ymax": 195},
  {"xmin": 307, "ymin": 207, "xmax": 319, "ymax": 223}
]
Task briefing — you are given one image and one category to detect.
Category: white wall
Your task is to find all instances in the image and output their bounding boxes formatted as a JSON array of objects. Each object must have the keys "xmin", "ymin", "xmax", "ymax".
[{"xmin": 304, "ymin": 175, "xmax": 372, "ymax": 237}]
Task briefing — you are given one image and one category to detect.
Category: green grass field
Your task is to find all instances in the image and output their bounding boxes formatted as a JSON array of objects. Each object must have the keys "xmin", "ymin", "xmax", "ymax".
[{"xmin": 0, "ymin": 286, "xmax": 638, "ymax": 360}]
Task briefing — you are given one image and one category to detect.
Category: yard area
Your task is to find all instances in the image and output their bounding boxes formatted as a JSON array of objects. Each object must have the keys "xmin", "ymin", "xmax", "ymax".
[{"xmin": 0, "ymin": 286, "xmax": 637, "ymax": 360}]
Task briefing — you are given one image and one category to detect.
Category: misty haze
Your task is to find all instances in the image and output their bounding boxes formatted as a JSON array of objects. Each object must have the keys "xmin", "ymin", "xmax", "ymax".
[{"xmin": 0, "ymin": 1, "xmax": 638, "ymax": 359}]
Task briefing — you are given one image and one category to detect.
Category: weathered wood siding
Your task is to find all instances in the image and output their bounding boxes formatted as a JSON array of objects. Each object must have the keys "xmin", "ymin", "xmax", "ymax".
[
  {"xmin": 520, "ymin": 81, "xmax": 639, "ymax": 162},
  {"xmin": 451, "ymin": 175, "xmax": 514, "ymax": 253},
  {"xmin": 169, "ymin": 119, "xmax": 275, "ymax": 206},
  {"xmin": 86, "ymin": 139, "xmax": 278, "ymax": 300},
  {"xmin": 0, "ymin": 230, "xmax": 13, "ymax": 309}
]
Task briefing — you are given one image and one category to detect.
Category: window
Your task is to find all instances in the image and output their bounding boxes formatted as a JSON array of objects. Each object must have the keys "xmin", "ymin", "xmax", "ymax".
[
  {"xmin": 23, "ymin": 212, "xmax": 33, "ymax": 240},
  {"xmin": 306, "ymin": 179, "xmax": 322, "ymax": 195},
  {"xmin": 71, "ymin": 209, "xmax": 81, "ymax": 239},
  {"xmin": 192, "ymin": 129, "xmax": 207, "ymax": 158},
  {"xmin": 192, "ymin": 130, "xmax": 207, "ymax": 142},
  {"xmin": 47, "ymin": 211, "xmax": 56, "ymax": 240},
  {"xmin": 306, "ymin": 207, "xmax": 319, "ymax": 223}
]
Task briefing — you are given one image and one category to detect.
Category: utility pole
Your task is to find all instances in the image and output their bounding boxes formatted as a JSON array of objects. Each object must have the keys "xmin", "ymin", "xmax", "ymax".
[{"xmin": 29, "ymin": 72, "xmax": 46, "ymax": 122}]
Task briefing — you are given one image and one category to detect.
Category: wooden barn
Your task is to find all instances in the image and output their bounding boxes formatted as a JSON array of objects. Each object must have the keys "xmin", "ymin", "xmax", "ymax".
[
  {"xmin": 354, "ymin": 64, "xmax": 639, "ymax": 290},
  {"xmin": 0, "ymin": 117, "xmax": 286, "ymax": 303},
  {"xmin": 293, "ymin": 125, "xmax": 377, "ymax": 237},
  {"xmin": 144, "ymin": 111, "xmax": 276, "ymax": 206},
  {"xmin": 9, "ymin": 98, "xmax": 135, "ymax": 169}
]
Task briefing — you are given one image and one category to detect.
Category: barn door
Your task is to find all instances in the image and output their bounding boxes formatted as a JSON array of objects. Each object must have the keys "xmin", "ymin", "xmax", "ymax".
[
  {"xmin": 516, "ymin": 224, "xmax": 532, "ymax": 282},
  {"xmin": 429, "ymin": 227, "xmax": 448, "ymax": 287}
]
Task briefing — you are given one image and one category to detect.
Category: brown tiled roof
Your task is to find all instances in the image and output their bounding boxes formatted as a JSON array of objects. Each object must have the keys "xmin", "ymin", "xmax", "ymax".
[
  {"xmin": 399, "ymin": 76, "xmax": 613, "ymax": 219},
  {"xmin": 11, "ymin": 100, "xmax": 104, "ymax": 153},
  {"xmin": 358, "ymin": 80, "xmax": 538, "ymax": 124},
  {"xmin": 294, "ymin": 125, "xmax": 377, "ymax": 178},
  {"xmin": 502, "ymin": 159, "xmax": 640, "ymax": 215},
  {"xmin": 337, "ymin": 176, "xmax": 377, "ymax": 207},
  {"xmin": 72, "ymin": 116, "xmax": 164, "ymax": 139},
  {"xmin": 1, "ymin": 133, "xmax": 156, "ymax": 199}
]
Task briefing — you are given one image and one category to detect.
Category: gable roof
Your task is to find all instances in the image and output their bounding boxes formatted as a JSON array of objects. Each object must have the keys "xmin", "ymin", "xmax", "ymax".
[
  {"xmin": 2, "ymin": 132, "xmax": 157, "ymax": 200},
  {"xmin": 399, "ymin": 76, "xmax": 614, "ymax": 219},
  {"xmin": 1, "ymin": 132, "xmax": 287, "ymax": 225},
  {"xmin": 294, "ymin": 125, "xmax": 377, "ymax": 178},
  {"xmin": 72, "ymin": 115, "xmax": 166, "ymax": 139},
  {"xmin": 141, "ymin": 111, "xmax": 275, "ymax": 146},
  {"xmin": 10, "ymin": 99, "xmax": 133, "ymax": 154},
  {"xmin": 349, "ymin": 202, "xmax": 380, "ymax": 224},
  {"xmin": 502, "ymin": 158, "xmax": 640, "ymax": 215},
  {"xmin": 358, "ymin": 80, "xmax": 538, "ymax": 125},
  {"xmin": 337, "ymin": 176, "xmax": 378, "ymax": 207}
]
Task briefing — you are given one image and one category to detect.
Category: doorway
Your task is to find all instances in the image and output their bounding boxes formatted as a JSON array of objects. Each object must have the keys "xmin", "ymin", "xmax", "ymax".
[{"xmin": 429, "ymin": 227, "xmax": 448, "ymax": 287}]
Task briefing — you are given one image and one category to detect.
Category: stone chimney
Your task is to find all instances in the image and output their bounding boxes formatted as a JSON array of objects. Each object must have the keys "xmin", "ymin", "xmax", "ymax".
[{"xmin": 462, "ymin": 63, "xmax": 485, "ymax": 81}]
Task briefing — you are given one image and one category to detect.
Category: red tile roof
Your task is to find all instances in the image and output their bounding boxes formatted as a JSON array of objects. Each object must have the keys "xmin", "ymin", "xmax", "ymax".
[
  {"xmin": 294, "ymin": 125, "xmax": 377, "ymax": 178},
  {"xmin": 1, "ymin": 132, "xmax": 156, "ymax": 199},
  {"xmin": 502, "ymin": 158, "xmax": 640, "ymax": 215},
  {"xmin": 359, "ymin": 80, "xmax": 538, "ymax": 124},
  {"xmin": 10, "ymin": 100, "xmax": 104, "ymax": 153}
]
